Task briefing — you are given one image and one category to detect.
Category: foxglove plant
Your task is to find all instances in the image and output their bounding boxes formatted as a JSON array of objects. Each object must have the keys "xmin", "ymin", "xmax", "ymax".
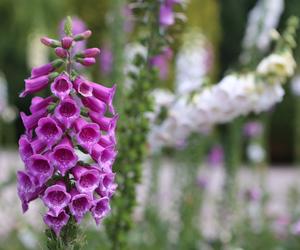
[{"xmin": 17, "ymin": 17, "xmax": 117, "ymax": 248}]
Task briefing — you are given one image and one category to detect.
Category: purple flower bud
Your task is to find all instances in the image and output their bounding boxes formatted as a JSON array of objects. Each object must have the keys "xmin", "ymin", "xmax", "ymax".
[
  {"xmin": 20, "ymin": 109, "xmax": 47, "ymax": 134},
  {"xmin": 54, "ymin": 98, "xmax": 80, "ymax": 128},
  {"xmin": 41, "ymin": 37, "xmax": 60, "ymax": 48},
  {"xmin": 26, "ymin": 154, "xmax": 54, "ymax": 186},
  {"xmin": 69, "ymin": 189, "xmax": 92, "ymax": 223},
  {"xmin": 77, "ymin": 57, "xmax": 96, "ymax": 66},
  {"xmin": 29, "ymin": 96, "xmax": 54, "ymax": 113},
  {"xmin": 43, "ymin": 210, "xmax": 70, "ymax": 236},
  {"xmin": 159, "ymin": 4, "xmax": 175, "ymax": 27},
  {"xmin": 31, "ymin": 60, "xmax": 64, "ymax": 78},
  {"xmin": 74, "ymin": 30, "xmax": 92, "ymax": 41},
  {"xmin": 51, "ymin": 73, "xmax": 73, "ymax": 100},
  {"xmin": 82, "ymin": 48, "xmax": 101, "ymax": 57},
  {"xmin": 61, "ymin": 36, "xmax": 73, "ymax": 49},
  {"xmin": 96, "ymin": 172, "xmax": 117, "ymax": 198},
  {"xmin": 36, "ymin": 117, "xmax": 63, "ymax": 145},
  {"xmin": 18, "ymin": 135, "xmax": 34, "ymax": 163},
  {"xmin": 91, "ymin": 144, "xmax": 117, "ymax": 171},
  {"xmin": 73, "ymin": 77, "xmax": 93, "ymax": 97},
  {"xmin": 91, "ymin": 83, "xmax": 116, "ymax": 114},
  {"xmin": 72, "ymin": 166, "xmax": 101, "ymax": 194},
  {"xmin": 89, "ymin": 112, "xmax": 118, "ymax": 132},
  {"xmin": 55, "ymin": 47, "xmax": 68, "ymax": 58},
  {"xmin": 91, "ymin": 197, "xmax": 111, "ymax": 225},
  {"xmin": 17, "ymin": 171, "xmax": 42, "ymax": 212},
  {"xmin": 42, "ymin": 182, "xmax": 71, "ymax": 216},
  {"xmin": 82, "ymin": 96, "xmax": 106, "ymax": 114},
  {"xmin": 20, "ymin": 75, "xmax": 49, "ymax": 97},
  {"xmin": 50, "ymin": 137, "xmax": 78, "ymax": 176}
]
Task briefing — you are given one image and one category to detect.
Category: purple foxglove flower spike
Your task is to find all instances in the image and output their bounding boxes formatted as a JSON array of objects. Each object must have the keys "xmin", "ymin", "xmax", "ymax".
[
  {"xmin": 43, "ymin": 210, "xmax": 70, "ymax": 236},
  {"xmin": 91, "ymin": 83, "xmax": 116, "ymax": 114},
  {"xmin": 29, "ymin": 96, "xmax": 54, "ymax": 113},
  {"xmin": 51, "ymin": 73, "xmax": 73, "ymax": 100},
  {"xmin": 26, "ymin": 154, "xmax": 54, "ymax": 186},
  {"xmin": 36, "ymin": 117, "xmax": 63, "ymax": 145},
  {"xmin": 50, "ymin": 137, "xmax": 78, "ymax": 176},
  {"xmin": 89, "ymin": 112, "xmax": 118, "ymax": 132},
  {"xmin": 91, "ymin": 197, "xmax": 111, "ymax": 225},
  {"xmin": 69, "ymin": 189, "xmax": 92, "ymax": 223},
  {"xmin": 54, "ymin": 97, "xmax": 80, "ymax": 128},
  {"xmin": 73, "ymin": 77, "xmax": 93, "ymax": 97},
  {"xmin": 42, "ymin": 182, "xmax": 71, "ymax": 216},
  {"xmin": 18, "ymin": 19, "xmax": 117, "ymax": 236},
  {"xmin": 72, "ymin": 166, "xmax": 101, "ymax": 194}
]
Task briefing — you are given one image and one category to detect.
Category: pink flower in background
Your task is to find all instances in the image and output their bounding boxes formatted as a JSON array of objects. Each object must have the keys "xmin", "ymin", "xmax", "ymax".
[
  {"xmin": 18, "ymin": 20, "xmax": 118, "ymax": 236},
  {"xmin": 99, "ymin": 44, "xmax": 113, "ymax": 76},
  {"xmin": 244, "ymin": 121, "xmax": 263, "ymax": 138},
  {"xmin": 207, "ymin": 144, "xmax": 224, "ymax": 167},
  {"xmin": 150, "ymin": 47, "xmax": 173, "ymax": 80}
]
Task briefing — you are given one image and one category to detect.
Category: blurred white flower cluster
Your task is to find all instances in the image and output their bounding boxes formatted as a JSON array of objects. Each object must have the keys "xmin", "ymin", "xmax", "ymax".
[{"xmin": 148, "ymin": 50, "xmax": 296, "ymax": 152}]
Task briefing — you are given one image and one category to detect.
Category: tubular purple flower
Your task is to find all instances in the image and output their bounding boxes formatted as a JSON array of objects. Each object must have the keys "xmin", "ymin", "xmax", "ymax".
[
  {"xmin": 17, "ymin": 171, "xmax": 42, "ymax": 213},
  {"xmin": 31, "ymin": 138, "xmax": 48, "ymax": 154},
  {"xmin": 69, "ymin": 189, "xmax": 92, "ymax": 223},
  {"xmin": 19, "ymin": 135, "xmax": 34, "ymax": 163},
  {"xmin": 89, "ymin": 112, "xmax": 118, "ymax": 132},
  {"xmin": 91, "ymin": 197, "xmax": 111, "ymax": 225},
  {"xmin": 72, "ymin": 166, "xmax": 101, "ymax": 194},
  {"xmin": 91, "ymin": 144, "xmax": 117, "ymax": 171},
  {"xmin": 98, "ymin": 134, "xmax": 116, "ymax": 147},
  {"xmin": 26, "ymin": 154, "xmax": 54, "ymax": 186},
  {"xmin": 42, "ymin": 182, "xmax": 71, "ymax": 216},
  {"xmin": 36, "ymin": 117, "xmax": 63, "ymax": 145},
  {"xmin": 61, "ymin": 36, "xmax": 73, "ymax": 49},
  {"xmin": 43, "ymin": 210, "xmax": 70, "ymax": 236},
  {"xmin": 54, "ymin": 98, "xmax": 80, "ymax": 128},
  {"xmin": 73, "ymin": 77, "xmax": 93, "ymax": 97},
  {"xmin": 159, "ymin": 4, "xmax": 175, "ymax": 27},
  {"xmin": 31, "ymin": 59, "xmax": 64, "ymax": 78},
  {"xmin": 20, "ymin": 109, "xmax": 47, "ymax": 134},
  {"xmin": 29, "ymin": 96, "xmax": 54, "ymax": 113},
  {"xmin": 51, "ymin": 73, "xmax": 73, "ymax": 100},
  {"xmin": 82, "ymin": 96, "xmax": 106, "ymax": 114},
  {"xmin": 82, "ymin": 48, "xmax": 101, "ymax": 57},
  {"xmin": 96, "ymin": 172, "xmax": 117, "ymax": 198},
  {"xmin": 55, "ymin": 47, "xmax": 68, "ymax": 58},
  {"xmin": 91, "ymin": 82, "xmax": 116, "ymax": 114},
  {"xmin": 50, "ymin": 137, "xmax": 78, "ymax": 176}
]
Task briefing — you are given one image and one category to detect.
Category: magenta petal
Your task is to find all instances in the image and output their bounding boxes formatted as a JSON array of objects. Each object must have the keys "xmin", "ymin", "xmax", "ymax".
[
  {"xmin": 43, "ymin": 210, "xmax": 70, "ymax": 236},
  {"xmin": 36, "ymin": 117, "xmax": 63, "ymax": 145},
  {"xmin": 21, "ymin": 109, "xmax": 47, "ymax": 134},
  {"xmin": 69, "ymin": 192, "xmax": 92, "ymax": 223},
  {"xmin": 91, "ymin": 82, "xmax": 116, "ymax": 114},
  {"xmin": 18, "ymin": 135, "xmax": 34, "ymax": 163},
  {"xmin": 91, "ymin": 197, "xmax": 111, "ymax": 225},
  {"xmin": 30, "ymin": 96, "xmax": 54, "ymax": 113},
  {"xmin": 89, "ymin": 112, "xmax": 118, "ymax": 132},
  {"xmin": 54, "ymin": 98, "xmax": 80, "ymax": 128},
  {"xmin": 96, "ymin": 171, "xmax": 117, "ymax": 198},
  {"xmin": 51, "ymin": 73, "xmax": 72, "ymax": 100},
  {"xmin": 73, "ymin": 77, "xmax": 93, "ymax": 97},
  {"xmin": 91, "ymin": 144, "xmax": 117, "ymax": 171},
  {"xmin": 72, "ymin": 166, "xmax": 100, "ymax": 194},
  {"xmin": 50, "ymin": 138, "xmax": 78, "ymax": 176},
  {"xmin": 82, "ymin": 96, "xmax": 106, "ymax": 114},
  {"xmin": 20, "ymin": 75, "xmax": 50, "ymax": 97},
  {"xmin": 26, "ymin": 154, "xmax": 54, "ymax": 186},
  {"xmin": 76, "ymin": 123, "xmax": 101, "ymax": 150},
  {"xmin": 31, "ymin": 63, "xmax": 54, "ymax": 78},
  {"xmin": 42, "ymin": 183, "xmax": 71, "ymax": 216}
]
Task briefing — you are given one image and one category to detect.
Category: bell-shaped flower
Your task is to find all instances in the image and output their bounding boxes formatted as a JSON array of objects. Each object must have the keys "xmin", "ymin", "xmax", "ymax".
[
  {"xmin": 18, "ymin": 136, "xmax": 34, "ymax": 163},
  {"xmin": 50, "ymin": 137, "xmax": 78, "ymax": 176},
  {"xmin": 91, "ymin": 197, "xmax": 111, "ymax": 225},
  {"xmin": 82, "ymin": 96, "xmax": 106, "ymax": 114},
  {"xmin": 89, "ymin": 112, "xmax": 118, "ymax": 132},
  {"xmin": 51, "ymin": 73, "xmax": 73, "ymax": 100},
  {"xmin": 90, "ymin": 144, "xmax": 117, "ymax": 171},
  {"xmin": 42, "ymin": 182, "xmax": 71, "ymax": 216},
  {"xmin": 26, "ymin": 154, "xmax": 54, "ymax": 186},
  {"xmin": 43, "ymin": 209, "xmax": 70, "ymax": 236},
  {"xmin": 69, "ymin": 188, "xmax": 92, "ymax": 223},
  {"xmin": 31, "ymin": 59, "xmax": 64, "ymax": 78},
  {"xmin": 20, "ymin": 109, "xmax": 47, "ymax": 134},
  {"xmin": 73, "ymin": 77, "xmax": 93, "ymax": 97},
  {"xmin": 96, "ymin": 171, "xmax": 117, "ymax": 198},
  {"xmin": 54, "ymin": 97, "xmax": 80, "ymax": 128},
  {"xmin": 36, "ymin": 117, "xmax": 63, "ymax": 146},
  {"xmin": 29, "ymin": 96, "xmax": 54, "ymax": 113},
  {"xmin": 90, "ymin": 82, "xmax": 116, "ymax": 114},
  {"xmin": 72, "ymin": 165, "xmax": 101, "ymax": 194}
]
